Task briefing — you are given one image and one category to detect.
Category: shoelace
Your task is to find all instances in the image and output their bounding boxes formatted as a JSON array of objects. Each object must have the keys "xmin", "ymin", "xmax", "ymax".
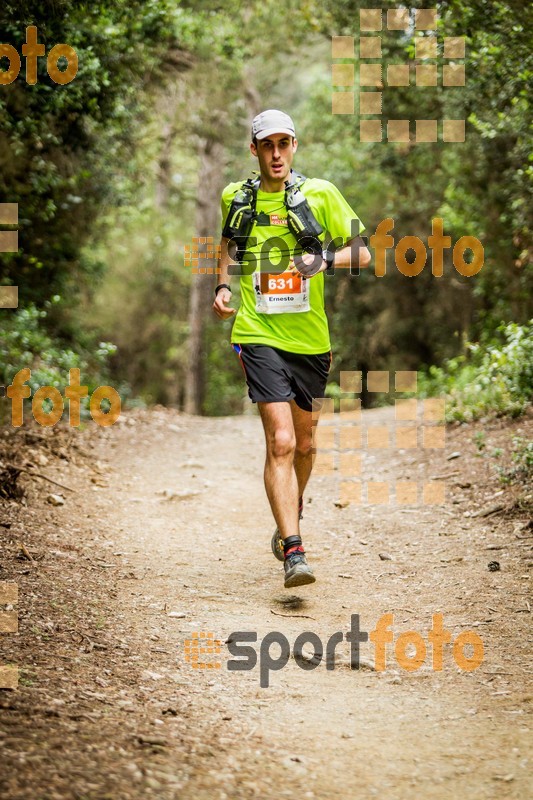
[{"xmin": 285, "ymin": 545, "xmax": 306, "ymax": 562}]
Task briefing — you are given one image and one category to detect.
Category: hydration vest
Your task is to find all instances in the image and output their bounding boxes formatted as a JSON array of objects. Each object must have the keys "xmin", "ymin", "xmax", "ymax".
[{"xmin": 221, "ymin": 170, "xmax": 325, "ymax": 264}]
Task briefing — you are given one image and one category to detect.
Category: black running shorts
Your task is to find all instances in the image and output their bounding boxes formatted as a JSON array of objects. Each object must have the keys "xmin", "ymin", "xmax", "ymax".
[{"xmin": 232, "ymin": 343, "xmax": 332, "ymax": 411}]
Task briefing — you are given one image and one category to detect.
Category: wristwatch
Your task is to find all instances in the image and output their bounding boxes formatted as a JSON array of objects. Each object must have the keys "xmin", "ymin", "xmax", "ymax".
[
  {"xmin": 215, "ymin": 283, "xmax": 231, "ymax": 297},
  {"xmin": 322, "ymin": 248, "xmax": 335, "ymax": 274}
]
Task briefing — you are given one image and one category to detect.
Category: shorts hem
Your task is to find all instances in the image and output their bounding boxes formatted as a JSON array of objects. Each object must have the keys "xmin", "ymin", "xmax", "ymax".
[{"xmin": 252, "ymin": 393, "xmax": 296, "ymax": 405}]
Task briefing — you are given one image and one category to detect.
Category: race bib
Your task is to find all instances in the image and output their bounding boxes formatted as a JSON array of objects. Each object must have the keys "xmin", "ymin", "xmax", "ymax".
[{"xmin": 253, "ymin": 270, "xmax": 310, "ymax": 314}]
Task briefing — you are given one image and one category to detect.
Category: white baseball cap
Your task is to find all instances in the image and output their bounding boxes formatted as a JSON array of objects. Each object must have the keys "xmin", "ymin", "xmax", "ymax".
[{"xmin": 251, "ymin": 109, "xmax": 296, "ymax": 141}]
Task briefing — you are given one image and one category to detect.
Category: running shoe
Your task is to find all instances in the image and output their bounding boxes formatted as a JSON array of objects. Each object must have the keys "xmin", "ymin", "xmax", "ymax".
[{"xmin": 284, "ymin": 549, "xmax": 316, "ymax": 588}]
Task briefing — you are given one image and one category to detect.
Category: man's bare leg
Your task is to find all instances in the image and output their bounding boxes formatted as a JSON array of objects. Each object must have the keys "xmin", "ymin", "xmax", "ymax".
[
  {"xmin": 290, "ymin": 399, "xmax": 315, "ymax": 504},
  {"xmin": 257, "ymin": 401, "xmax": 299, "ymax": 541},
  {"xmin": 258, "ymin": 400, "xmax": 316, "ymax": 587}
]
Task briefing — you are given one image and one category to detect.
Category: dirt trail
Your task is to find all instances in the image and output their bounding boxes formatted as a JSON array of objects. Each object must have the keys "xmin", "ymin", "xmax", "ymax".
[{"xmin": 1, "ymin": 406, "xmax": 531, "ymax": 799}]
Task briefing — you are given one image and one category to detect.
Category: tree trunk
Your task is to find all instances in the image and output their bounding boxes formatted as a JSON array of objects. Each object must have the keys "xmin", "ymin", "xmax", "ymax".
[
  {"xmin": 184, "ymin": 136, "xmax": 226, "ymax": 414},
  {"xmin": 154, "ymin": 84, "xmax": 184, "ymax": 212},
  {"xmin": 155, "ymin": 120, "xmax": 175, "ymax": 211}
]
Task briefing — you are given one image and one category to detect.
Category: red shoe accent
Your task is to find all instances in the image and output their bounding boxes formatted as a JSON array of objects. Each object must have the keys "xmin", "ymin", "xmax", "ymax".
[{"xmin": 285, "ymin": 545, "xmax": 305, "ymax": 558}]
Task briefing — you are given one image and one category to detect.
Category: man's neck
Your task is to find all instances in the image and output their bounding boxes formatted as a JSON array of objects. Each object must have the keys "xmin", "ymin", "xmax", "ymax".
[{"xmin": 259, "ymin": 169, "xmax": 293, "ymax": 193}]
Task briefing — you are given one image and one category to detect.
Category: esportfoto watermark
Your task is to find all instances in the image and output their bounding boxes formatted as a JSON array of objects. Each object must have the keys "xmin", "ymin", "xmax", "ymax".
[
  {"xmin": 183, "ymin": 612, "xmax": 484, "ymax": 688},
  {"xmin": 1, "ymin": 368, "xmax": 121, "ymax": 427},
  {"xmin": 0, "ymin": 26, "xmax": 78, "ymax": 85},
  {"xmin": 185, "ymin": 218, "xmax": 483, "ymax": 277}
]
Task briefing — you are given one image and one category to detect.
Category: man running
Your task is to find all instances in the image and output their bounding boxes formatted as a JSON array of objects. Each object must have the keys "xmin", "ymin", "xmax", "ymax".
[{"xmin": 213, "ymin": 109, "xmax": 370, "ymax": 588}]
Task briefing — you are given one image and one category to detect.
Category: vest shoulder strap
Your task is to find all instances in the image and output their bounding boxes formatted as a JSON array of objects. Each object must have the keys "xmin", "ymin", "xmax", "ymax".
[{"xmin": 223, "ymin": 170, "xmax": 324, "ymax": 262}]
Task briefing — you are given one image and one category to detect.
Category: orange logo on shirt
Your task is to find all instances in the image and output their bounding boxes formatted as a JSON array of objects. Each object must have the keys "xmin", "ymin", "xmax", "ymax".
[{"xmin": 270, "ymin": 214, "xmax": 287, "ymax": 226}]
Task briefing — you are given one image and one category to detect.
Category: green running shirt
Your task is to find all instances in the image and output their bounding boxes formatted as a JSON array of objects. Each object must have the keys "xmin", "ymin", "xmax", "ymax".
[{"xmin": 220, "ymin": 177, "xmax": 365, "ymax": 355}]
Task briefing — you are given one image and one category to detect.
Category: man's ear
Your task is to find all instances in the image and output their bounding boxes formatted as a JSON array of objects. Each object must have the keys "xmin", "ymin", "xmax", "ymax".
[
  {"xmin": 250, "ymin": 141, "xmax": 258, "ymax": 158},
  {"xmin": 292, "ymin": 137, "xmax": 298, "ymax": 154}
]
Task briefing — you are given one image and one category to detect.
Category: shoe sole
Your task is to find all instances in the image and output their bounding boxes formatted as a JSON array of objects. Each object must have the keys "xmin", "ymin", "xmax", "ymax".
[
  {"xmin": 271, "ymin": 528, "xmax": 285, "ymax": 562},
  {"xmin": 284, "ymin": 569, "xmax": 316, "ymax": 589}
]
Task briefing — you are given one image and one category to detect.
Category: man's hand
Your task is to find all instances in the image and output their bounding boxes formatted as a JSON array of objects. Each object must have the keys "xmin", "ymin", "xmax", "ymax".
[
  {"xmin": 213, "ymin": 287, "xmax": 236, "ymax": 320},
  {"xmin": 290, "ymin": 252, "xmax": 327, "ymax": 277}
]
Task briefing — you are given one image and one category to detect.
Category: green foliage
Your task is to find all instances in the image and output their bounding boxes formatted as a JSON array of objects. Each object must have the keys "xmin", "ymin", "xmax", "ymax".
[
  {"xmin": 419, "ymin": 320, "xmax": 533, "ymax": 421},
  {"xmin": 0, "ymin": 301, "xmax": 116, "ymax": 423},
  {"xmin": 498, "ymin": 436, "xmax": 533, "ymax": 486},
  {"xmin": 0, "ymin": 301, "xmax": 115, "ymax": 387},
  {"xmin": 0, "ymin": 0, "xmax": 186, "ymax": 329},
  {"xmin": 0, "ymin": 0, "xmax": 197, "ymax": 414},
  {"xmin": 203, "ymin": 326, "xmax": 247, "ymax": 416},
  {"xmin": 310, "ymin": 0, "xmax": 532, "ymax": 394},
  {"xmin": 473, "ymin": 431, "xmax": 486, "ymax": 451}
]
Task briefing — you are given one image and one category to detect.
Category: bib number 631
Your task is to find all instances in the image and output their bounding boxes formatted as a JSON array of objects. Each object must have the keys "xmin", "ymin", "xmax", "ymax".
[{"xmin": 268, "ymin": 276, "xmax": 296, "ymax": 291}]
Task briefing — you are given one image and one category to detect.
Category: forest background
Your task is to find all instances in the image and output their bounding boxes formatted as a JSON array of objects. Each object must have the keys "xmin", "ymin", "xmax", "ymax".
[{"xmin": 0, "ymin": 0, "xmax": 531, "ymax": 425}]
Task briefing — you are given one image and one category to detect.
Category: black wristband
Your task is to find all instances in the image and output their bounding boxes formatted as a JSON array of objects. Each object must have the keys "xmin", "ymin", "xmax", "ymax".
[
  {"xmin": 322, "ymin": 248, "xmax": 335, "ymax": 274},
  {"xmin": 215, "ymin": 283, "xmax": 231, "ymax": 297}
]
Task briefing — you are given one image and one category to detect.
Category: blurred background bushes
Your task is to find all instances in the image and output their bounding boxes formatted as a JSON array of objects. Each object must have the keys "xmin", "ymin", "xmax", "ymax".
[{"xmin": 0, "ymin": 0, "xmax": 531, "ymax": 418}]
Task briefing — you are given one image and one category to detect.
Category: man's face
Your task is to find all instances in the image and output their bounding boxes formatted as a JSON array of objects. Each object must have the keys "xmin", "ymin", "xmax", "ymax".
[{"xmin": 250, "ymin": 133, "xmax": 298, "ymax": 183}]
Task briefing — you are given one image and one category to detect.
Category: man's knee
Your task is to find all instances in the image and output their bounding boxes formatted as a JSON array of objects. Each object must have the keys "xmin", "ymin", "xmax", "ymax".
[{"xmin": 268, "ymin": 429, "xmax": 296, "ymax": 459}]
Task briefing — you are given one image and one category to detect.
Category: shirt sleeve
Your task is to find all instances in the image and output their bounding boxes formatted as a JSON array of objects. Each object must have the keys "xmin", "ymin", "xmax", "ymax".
[
  {"xmin": 317, "ymin": 181, "xmax": 366, "ymax": 246},
  {"xmin": 220, "ymin": 194, "xmax": 229, "ymax": 228},
  {"xmin": 220, "ymin": 183, "xmax": 239, "ymax": 232}
]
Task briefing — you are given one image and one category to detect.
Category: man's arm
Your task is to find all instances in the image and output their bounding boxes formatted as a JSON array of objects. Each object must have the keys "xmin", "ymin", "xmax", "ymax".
[
  {"xmin": 292, "ymin": 236, "xmax": 371, "ymax": 276},
  {"xmin": 332, "ymin": 236, "xmax": 371, "ymax": 270},
  {"xmin": 212, "ymin": 236, "xmax": 237, "ymax": 320}
]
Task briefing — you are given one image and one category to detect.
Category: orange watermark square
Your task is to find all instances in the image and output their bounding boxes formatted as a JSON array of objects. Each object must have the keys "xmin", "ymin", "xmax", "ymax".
[
  {"xmin": 0, "ymin": 202, "xmax": 19, "ymax": 307},
  {"xmin": 313, "ymin": 425, "xmax": 336, "ymax": 450},
  {"xmin": 0, "ymin": 581, "xmax": 19, "ymax": 690},
  {"xmin": 184, "ymin": 632, "xmax": 222, "ymax": 670},
  {"xmin": 185, "ymin": 237, "xmax": 222, "ymax": 274}
]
